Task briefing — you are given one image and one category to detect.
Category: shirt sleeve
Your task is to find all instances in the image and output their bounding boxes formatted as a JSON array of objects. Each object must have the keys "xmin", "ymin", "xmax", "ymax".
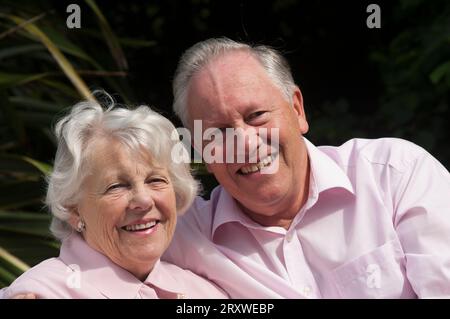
[
  {"xmin": 393, "ymin": 150, "xmax": 450, "ymax": 298},
  {"xmin": 0, "ymin": 287, "xmax": 7, "ymax": 299},
  {"xmin": 2, "ymin": 277, "xmax": 48, "ymax": 299}
]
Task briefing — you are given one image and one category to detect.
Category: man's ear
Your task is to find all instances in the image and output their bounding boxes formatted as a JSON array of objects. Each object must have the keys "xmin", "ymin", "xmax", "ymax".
[{"xmin": 292, "ymin": 86, "xmax": 309, "ymax": 134}]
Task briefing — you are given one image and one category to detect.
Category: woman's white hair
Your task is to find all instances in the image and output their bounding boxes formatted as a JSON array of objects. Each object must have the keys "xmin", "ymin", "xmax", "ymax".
[
  {"xmin": 47, "ymin": 94, "xmax": 199, "ymax": 241},
  {"xmin": 172, "ymin": 37, "xmax": 297, "ymax": 127}
]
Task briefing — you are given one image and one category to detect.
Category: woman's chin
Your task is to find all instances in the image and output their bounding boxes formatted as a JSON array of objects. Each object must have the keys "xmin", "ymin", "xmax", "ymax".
[
  {"xmin": 124, "ymin": 247, "xmax": 163, "ymax": 267},
  {"xmin": 113, "ymin": 226, "xmax": 170, "ymax": 268}
]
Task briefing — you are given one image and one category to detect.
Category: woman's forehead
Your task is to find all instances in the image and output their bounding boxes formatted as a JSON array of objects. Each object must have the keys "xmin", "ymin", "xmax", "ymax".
[{"xmin": 85, "ymin": 138, "xmax": 167, "ymax": 174}]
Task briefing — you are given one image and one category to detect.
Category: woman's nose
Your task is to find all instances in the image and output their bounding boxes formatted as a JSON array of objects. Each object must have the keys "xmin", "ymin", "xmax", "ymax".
[{"xmin": 128, "ymin": 186, "xmax": 154, "ymax": 212}]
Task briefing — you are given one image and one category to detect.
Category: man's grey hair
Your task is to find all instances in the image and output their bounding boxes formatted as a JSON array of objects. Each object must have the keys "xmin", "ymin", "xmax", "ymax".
[
  {"xmin": 173, "ymin": 37, "xmax": 297, "ymax": 127},
  {"xmin": 47, "ymin": 94, "xmax": 199, "ymax": 241}
]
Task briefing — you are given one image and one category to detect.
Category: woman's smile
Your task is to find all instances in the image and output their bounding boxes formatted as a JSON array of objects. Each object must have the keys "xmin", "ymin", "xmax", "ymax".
[{"xmin": 121, "ymin": 218, "xmax": 161, "ymax": 237}]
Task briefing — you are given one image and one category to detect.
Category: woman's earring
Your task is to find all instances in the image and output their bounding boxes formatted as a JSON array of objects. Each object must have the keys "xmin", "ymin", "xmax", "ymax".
[{"xmin": 76, "ymin": 220, "xmax": 86, "ymax": 232}]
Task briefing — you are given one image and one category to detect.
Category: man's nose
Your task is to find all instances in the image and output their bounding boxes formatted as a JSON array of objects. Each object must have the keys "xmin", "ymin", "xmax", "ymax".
[
  {"xmin": 128, "ymin": 186, "xmax": 154, "ymax": 212},
  {"xmin": 227, "ymin": 126, "xmax": 262, "ymax": 162}
]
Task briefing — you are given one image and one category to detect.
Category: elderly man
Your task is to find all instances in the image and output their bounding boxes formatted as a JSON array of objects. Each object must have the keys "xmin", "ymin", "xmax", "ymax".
[{"xmin": 163, "ymin": 38, "xmax": 450, "ymax": 298}]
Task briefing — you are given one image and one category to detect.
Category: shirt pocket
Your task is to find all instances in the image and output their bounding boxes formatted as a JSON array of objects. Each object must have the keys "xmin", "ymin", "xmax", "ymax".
[{"xmin": 330, "ymin": 240, "xmax": 412, "ymax": 298}]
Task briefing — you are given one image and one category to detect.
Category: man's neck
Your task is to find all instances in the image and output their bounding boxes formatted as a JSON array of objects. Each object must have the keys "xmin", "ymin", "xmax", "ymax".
[{"xmin": 239, "ymin": 159, "xmax": 311, "ymax": 230}]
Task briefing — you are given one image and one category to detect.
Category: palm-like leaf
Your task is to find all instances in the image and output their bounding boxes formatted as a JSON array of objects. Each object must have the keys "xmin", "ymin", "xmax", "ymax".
[{"xmin": 0, "ymin": 0, "xmax": 136, "ymax": 288}]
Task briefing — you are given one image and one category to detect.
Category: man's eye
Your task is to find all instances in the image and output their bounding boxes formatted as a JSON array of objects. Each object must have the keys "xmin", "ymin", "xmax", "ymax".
[{"xmin": 247, "ymin": 111, "xmax": 267, "ymax": 122}]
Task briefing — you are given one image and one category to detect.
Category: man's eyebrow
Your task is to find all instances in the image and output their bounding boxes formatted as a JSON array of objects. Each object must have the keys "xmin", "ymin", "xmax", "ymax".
[
  {"xmin": 201, "ymin": 117, "xmax": 227, "ymax": 128},
  {"xmin": 149, "ymin": 167, "xmax": 166, "ymax": 174}
]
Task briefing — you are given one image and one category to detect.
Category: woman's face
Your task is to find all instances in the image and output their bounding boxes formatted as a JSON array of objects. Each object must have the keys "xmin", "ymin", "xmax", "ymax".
[{"xmin": 73, "ymin": 137, "xmax": 177, "ymax": 280}]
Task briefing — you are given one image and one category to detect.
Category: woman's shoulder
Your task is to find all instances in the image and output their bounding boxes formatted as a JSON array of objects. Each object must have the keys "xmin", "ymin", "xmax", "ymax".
[
  {"xmin": 3, "ymin": 257, "xmax": 94, "ymax": 299},
  {"xmin": 159, "ymin": 261, "xmax": 228, "ymax": 299}
]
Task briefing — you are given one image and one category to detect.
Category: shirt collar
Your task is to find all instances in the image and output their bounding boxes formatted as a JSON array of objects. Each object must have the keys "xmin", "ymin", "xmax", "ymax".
[
  {"xmin": 304, "ymin": 137, "xmax": 354, "ymax": 195},
  {"xmin": 211, "ymin": 137, "xmax": 354, "ymax": 237},
  {"xmin": 59, "ymin": 233, "xmax": 183, "ymax": 298}
]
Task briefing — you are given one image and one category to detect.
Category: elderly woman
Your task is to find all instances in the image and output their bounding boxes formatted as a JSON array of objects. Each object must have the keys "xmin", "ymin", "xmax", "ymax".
[{"xmin": 1, "ymin": 98, "xmax": 227, "ymax": 299}]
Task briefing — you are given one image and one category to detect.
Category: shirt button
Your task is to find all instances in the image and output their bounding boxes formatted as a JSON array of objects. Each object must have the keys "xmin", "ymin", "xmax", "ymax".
[
  {"xmin": 177, "ymin": 293, "xmax": 186, "ymax": 299},
  {"xmin": 303, "ymin": 285, "xmax": 312, "ymax": 297},
  {"xmin": 286, "ymin": 232, "xmax": 294, "ymax": 243}
]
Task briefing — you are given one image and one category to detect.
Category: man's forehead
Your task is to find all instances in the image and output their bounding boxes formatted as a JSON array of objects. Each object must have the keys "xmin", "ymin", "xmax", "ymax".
[
  {"xmin": 190, "ymin": 52, "xmax": 271, "ymax": 97},
  {"xmin": 186, "ymin": 50, "xmax": 279, "ymax": 124},
  {"xmin": 208, "ymin": 50, "xmax": 260, "ymax": 68},
  {"xmin": 203, "ymin": 51, "xmax": 265, "ymax": 78}
]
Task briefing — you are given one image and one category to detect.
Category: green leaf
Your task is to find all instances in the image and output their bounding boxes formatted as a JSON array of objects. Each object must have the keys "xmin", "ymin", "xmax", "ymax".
[
  {"xmin": 17, "ymin": 110, "xmax": 56, "ymax": 127},
  {"xmin": 85, "ymin": 0, "xmax": 128, "ymax": 70},
  {"xmin": 0, "ymin": 219, "xmax": 51, "ymax": 238},
  {"xmin": 39, "ymin": 26, "xmax": 102, "ymax": 69},
  {"xmin": 0, "ymin": 245, "xmax": 30, "ymax": 274},
  {"xmin": 40, "ymin": 79, "xmax": 80, "ymax": 98},
  {"xmin": 0, "ymin": 71, "xmax": 49, "ymax": 88},
  {"xmin": 0, "ymin": 265, "xmax": 17, "ymax": 286},
  {"xmin": 4, "ymin": 14, "xmax": 95, "ymax": 101},
  {"xmin": 430, "ymin": 61, "xmax": 450, "ymax": 84},
  {"xmin": 0, "ymin": 210, "xmax": 50, "ymax": 221},
  {"xmin": 0, "ymin": 154, "xmax": 50, "ymax": 175},
  {"xmin": 0, "ymin": 44, "xmax": 44, "ymax": 60},
  {"xmin": 0, "ymin": 180, "xmax": 45, "ymax": 209},
  {"xmin": 0, "ymin": 89, "xmax": 26, "ymax": 145},
  {"xmin": 77, "ymin": 29, "xmax": 157, "ymax": 48},
  {"xmin": 9, "ymin": 96, "xmax": 62, "ymax": 112},
  {"xmin": 0, "ymin": 233, "xmax": 59, "ymax": 273}
]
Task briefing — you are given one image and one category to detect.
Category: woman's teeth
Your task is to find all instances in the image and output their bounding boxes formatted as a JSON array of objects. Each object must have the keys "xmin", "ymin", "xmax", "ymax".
[
  {"xmin": 239, "ymin": 155, "xmax": 275, "ymax": 175},
  {"xmin": 125, "ymin": 221, "xmax": 157, "ymax": 232}
]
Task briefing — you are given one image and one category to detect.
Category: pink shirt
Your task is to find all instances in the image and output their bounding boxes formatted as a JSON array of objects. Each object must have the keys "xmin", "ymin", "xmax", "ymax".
[
  {"xmin": 163, "ymin": 138, "xmax": 450, "ymax": 298},
  {"xmin": 1, "ymin": 233, "xmax": 228, "ymax": 299}
]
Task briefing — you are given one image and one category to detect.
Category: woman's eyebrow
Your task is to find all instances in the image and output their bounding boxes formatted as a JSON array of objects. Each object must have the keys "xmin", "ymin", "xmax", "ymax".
[{"xmin": 147, "ymin": 167, "xmax": 169, "ymax": 176}]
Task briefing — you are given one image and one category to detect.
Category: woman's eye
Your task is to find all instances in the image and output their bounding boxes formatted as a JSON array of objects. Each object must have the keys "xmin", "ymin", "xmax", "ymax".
[
  {"xmin": 106, "ymin": 184, "xmax": 126, "ymax": 192},
  {"xmin": 147, "ymin": 177, "xmax": 168, "ymax": 185}
]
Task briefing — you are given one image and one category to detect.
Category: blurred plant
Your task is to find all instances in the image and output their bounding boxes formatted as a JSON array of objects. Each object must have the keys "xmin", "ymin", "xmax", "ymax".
[
  {"xmin": 370, "ymin": 0, "xmax": 450, "ymax": 165},
  {"xmin": 0, "ymin": 0, "xmax": 154, "ymax": 287}
]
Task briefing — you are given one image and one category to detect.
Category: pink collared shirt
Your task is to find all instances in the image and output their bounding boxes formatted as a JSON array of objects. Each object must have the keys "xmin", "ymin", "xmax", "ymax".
[
  {"xmin": 1, "ymin": 233, "xmax": 228, "ymax": 299},
  {"xmin": 163, "ymin": 137, "xmax": 450, "ymax": 298}
]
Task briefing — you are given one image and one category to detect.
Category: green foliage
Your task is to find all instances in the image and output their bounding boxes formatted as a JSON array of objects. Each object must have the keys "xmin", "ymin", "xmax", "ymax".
[
  {"xmin": 0, "ymin": 0, "xmax": 145, "ymax": 287},
  {"xmin": 370, "ymin": 0, "xmax": 450, "ymax": 163}
]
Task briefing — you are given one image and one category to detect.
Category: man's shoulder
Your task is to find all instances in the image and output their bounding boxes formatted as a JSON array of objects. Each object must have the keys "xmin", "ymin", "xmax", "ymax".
[
  {"xmin": 14, "ymin": 257, "xmax": 67, "ymax": 280},
  {"xmin": 158, "ymin": 261, "xmax": 228, "ymax": 298},
  {"xmin": 177, "ymin": 185, "xmax": 226, "ymax": 237},
  {"xmin": 318, "ymin": 137, "xmax": 427, "ymax": 172},
  {"xmin": 3, "ymin": 257, "xmax": 70, "ymax": 298}
]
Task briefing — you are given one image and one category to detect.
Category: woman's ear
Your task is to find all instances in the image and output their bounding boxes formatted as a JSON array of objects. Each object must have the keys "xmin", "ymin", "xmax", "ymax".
[{"xmin": 66, "ymin": 206, "xmax": 81, "ymax": 230}]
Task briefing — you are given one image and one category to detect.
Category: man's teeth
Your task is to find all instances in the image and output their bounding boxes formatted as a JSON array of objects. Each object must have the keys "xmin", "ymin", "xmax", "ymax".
[
  {"xmin": 240, "ymin": 155, "xmax": 275, "ymax": 174},
  {"xmin": 125, "ymin": 221, "xmax": 157, "ymax": 231}
]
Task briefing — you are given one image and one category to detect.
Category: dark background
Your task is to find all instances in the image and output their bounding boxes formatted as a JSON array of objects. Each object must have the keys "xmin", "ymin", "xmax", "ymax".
[{"xmin": 2, "ymin": 0, "xmax": 449, "ymax": 165}]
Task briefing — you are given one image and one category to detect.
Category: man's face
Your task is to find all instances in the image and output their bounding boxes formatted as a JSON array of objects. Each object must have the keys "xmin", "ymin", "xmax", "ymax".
[{"xmin": 186, "ymin": 51, "xmax": 310, "ymax": 227}]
